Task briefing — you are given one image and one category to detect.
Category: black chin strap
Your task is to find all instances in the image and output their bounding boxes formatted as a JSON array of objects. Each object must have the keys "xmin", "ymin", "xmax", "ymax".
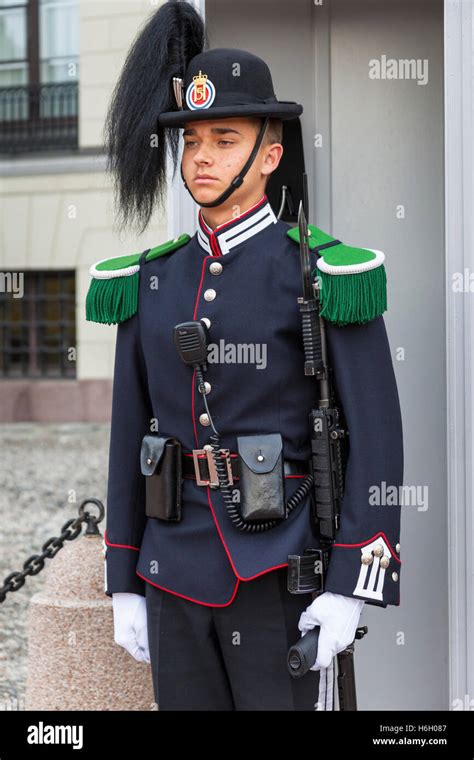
[{"xmin": 180, "ymin": 116, "xmax": 270, "ymax": 208}]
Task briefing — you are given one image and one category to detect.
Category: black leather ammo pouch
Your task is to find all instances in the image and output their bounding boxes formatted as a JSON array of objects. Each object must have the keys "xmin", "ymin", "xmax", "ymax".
[
  {"xmin": 140, "ymin": 434, "xmax": 182, "ymax": 521},
  {"xmin": 236, "ymin": 432, "xmax": 286, "ymax": 521}
]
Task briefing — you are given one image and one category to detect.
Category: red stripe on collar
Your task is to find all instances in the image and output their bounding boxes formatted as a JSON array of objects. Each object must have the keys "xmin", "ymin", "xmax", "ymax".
[
  {"xmin": 198, "ymin": 194, "xmax": 268, "ymax": 235},
  {"xmin": 197, "ymin": 195, "xmax": 273, "ymax": 255}
]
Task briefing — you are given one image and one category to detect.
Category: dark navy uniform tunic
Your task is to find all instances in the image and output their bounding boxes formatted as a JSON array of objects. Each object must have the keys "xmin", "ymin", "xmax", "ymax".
[{"xmin": 102, "ymin": 194, "xmax": 403, "ymax": 608}]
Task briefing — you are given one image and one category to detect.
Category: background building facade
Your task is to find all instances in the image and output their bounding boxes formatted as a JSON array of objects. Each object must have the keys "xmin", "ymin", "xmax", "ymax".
[{"xmin": 0, "ymin": 0, "xmax": 167, "ymax": 422}]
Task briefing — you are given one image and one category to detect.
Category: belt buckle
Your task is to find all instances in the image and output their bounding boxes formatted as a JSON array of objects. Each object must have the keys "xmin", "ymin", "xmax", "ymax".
[{"xmin": 192, "ymin": 448, "xmax": 233, "ymax": 487}]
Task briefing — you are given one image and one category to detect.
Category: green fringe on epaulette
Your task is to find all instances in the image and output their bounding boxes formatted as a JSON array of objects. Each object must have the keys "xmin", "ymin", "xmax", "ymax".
[
  {"xmin": 85, "ymin": 272, "xmax": 139, "ymax": 325},
  {"xmin": 314, "ymin": 264, "xmax": 387, "ymax": 326},
  {"xmin": 85, "ymin": 234, "xmax": 191, "ymax": 325}
]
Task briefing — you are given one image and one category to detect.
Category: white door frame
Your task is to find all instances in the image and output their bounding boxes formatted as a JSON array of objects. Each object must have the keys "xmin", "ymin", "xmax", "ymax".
[{"xmin": 445, "ymin": 0, "xmax": 473, "ymax": 708}]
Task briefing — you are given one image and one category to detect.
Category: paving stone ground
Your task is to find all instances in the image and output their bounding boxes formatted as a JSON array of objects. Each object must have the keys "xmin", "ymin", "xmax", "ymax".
[{"xmin": 0, "ymin": 423, "xmax": 109, "ymax": 711}]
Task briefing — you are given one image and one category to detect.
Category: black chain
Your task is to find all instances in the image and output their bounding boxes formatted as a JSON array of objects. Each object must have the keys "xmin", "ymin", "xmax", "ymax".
[{"xmin": 0, "ymin": 498, "xmax": 105, "ymax": 604}]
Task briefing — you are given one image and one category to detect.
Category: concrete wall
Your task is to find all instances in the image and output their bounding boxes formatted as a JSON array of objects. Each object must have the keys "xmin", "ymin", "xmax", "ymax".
[
  {"xmin": 206, "ymin": 0, "xmax": 447, "ymax": 711},
  {"xmin": 329, "ymin": 0, "xmax": 447, "ymax": 711}
]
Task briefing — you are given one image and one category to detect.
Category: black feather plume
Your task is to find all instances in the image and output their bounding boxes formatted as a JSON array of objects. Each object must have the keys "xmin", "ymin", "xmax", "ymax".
[{"xmin": 103, "ymin": 0, "xmax": 207, "ymax": 235}]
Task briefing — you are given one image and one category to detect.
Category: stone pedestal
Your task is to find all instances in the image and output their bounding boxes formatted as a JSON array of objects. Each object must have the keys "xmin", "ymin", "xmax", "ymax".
[{"xmin": 25, "ymin": 533, "xmax": 155, "ymax": 711}]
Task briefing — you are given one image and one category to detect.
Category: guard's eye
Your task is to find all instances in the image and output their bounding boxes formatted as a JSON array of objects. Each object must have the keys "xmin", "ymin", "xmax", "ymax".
[{"xmin": 183, "ymin": 140, "xmax": 235, "ymax": 147}]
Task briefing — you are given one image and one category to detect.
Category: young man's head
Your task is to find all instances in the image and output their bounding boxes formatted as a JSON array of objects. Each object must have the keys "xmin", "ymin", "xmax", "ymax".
[{"xmin": 180, "ymin": 116, "xmax": 283, "ymax": 223}]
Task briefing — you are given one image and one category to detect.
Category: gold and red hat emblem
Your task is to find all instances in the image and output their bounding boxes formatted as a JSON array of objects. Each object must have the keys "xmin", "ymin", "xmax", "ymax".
[{"xmin": 186, "ymin": 70, "xmax": 216, "ymax": 110}]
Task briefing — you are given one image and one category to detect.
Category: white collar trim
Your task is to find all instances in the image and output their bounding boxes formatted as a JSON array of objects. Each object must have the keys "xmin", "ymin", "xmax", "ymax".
[{"xmin": 197, "ymin": 198, "xmax": 277, "ymax": 255}]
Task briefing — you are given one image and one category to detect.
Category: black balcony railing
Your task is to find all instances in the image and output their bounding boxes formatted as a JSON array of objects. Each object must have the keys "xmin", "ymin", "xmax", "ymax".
[{"xmin": 0, "ymin": 81, "xmax": 79, "ymax": 155}]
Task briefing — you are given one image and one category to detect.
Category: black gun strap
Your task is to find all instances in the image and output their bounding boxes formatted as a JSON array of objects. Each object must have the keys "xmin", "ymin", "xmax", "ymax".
[
  {"xmin": 310, "ymin": 237, "xmax": 342, "ymax": 361},
  {"xmin": 305, "ymin": 239, "xmax": 343, "ymax": 370},
  {"xmin": 139, "ymin": 248, "xmax": 151, "ymax": 265},
  {"xmin": 312, "ymin": 238, "xmax": 342, "ymax": 254}
]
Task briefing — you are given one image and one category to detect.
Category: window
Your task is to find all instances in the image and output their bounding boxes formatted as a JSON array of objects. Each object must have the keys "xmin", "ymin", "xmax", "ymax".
[
  {"xmin": 0, "ymin": 0, "xmax": 28, "ymax": 87},
  {"xmin": 0, "ymin": 270, "xmax": 76, "ymax": 378},
  {"xmin": 0, "ymin": 0, "xmax": 79, "ymax": 153},
  {"xmin": 40, "ymin": 0, "xmax": 79, "ymax": 85}
]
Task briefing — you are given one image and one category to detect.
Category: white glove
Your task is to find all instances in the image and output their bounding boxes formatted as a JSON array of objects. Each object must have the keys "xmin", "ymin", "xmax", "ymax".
[
  {"xmin": 297, "ymin": 591, "xmax": 365, "ymax": 671},
  {"xmin": 112, "ymin": 592, "xmax": 150, "ymax": 663}
]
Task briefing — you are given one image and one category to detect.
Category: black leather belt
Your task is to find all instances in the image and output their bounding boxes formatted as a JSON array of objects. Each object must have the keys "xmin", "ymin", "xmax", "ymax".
[{"xmin": 183, "ymin": 447, "xmax": 310, "ymax": 487}]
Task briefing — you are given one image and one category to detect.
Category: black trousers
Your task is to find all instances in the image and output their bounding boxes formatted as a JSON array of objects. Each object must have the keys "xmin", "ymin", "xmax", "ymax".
[{"xmin": 145, "ymin": 566, "xmax": 335, "ymax": 711}]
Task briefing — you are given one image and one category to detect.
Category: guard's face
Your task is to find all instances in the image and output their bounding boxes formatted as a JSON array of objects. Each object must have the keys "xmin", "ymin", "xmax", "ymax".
[{"xmin": 180, "ymin": 117, "xmax": 276, "ymax": 208}]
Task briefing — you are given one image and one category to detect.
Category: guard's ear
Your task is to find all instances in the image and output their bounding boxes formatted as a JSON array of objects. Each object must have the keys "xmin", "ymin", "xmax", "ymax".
[{"xmin": 262, "ymin": 142, "xmax": 284, "ymax": 181}]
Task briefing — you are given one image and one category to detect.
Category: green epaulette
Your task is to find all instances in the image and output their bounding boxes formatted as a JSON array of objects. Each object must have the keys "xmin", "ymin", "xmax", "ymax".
[
  {"xmin": 287, "ymin": 223, "xmax": 387, "ymax": 326},
  {"xmin": 85, "ymin": 233, "xmax": 190, "ymax": 325}
]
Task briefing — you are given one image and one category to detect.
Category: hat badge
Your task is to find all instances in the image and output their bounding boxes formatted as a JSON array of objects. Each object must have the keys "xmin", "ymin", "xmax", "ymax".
[{"xmin": 186, "ymin": 70, "xmax": 216, "ymax": 110}]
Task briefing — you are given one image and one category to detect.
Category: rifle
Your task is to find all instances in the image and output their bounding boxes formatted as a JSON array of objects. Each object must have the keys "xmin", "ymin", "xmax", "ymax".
[
  {"xmin": 297, "ymin": 188, "xmax": 347, "ymax": 543},
  {"xmin": 287, "ymin": 178, "xmax": 366, "ymax": 709},
  {"xmin": 287, "ymin": 624, "xmax": 368, "ymax": 710}
]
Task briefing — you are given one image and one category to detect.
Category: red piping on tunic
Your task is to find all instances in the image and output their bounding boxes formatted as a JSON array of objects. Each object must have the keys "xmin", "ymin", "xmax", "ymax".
[{"xmin": 333, "ymin": 531, "xmax": 401, "ymax": 563}]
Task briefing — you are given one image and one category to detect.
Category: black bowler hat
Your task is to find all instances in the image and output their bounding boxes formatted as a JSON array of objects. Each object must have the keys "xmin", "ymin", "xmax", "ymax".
[
  {"xmin": 102, "ymin": 1, "xmax": 306, "ymax": 231},
  {"xmin": 158, "ymin": 47, "xmax": 303, "ymax": 126}
]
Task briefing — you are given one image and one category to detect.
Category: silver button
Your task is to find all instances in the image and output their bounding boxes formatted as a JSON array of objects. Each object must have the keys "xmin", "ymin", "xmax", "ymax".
[
  {"xmin": 199, "ymin": 413, "xmax": 210, "ymax": 426},
  {"xmin": 380, "ymin": 555, "xmax": 390, "ymax": 569},
  {"xmin": 204, "ymin": 288, "xmax": 216, "ymax": 301},
  {"xmin": 391, "ymin": 572, "xmax": 399, "ymax": 582},
  {"xmin": 373, "ymin": 544, "xmax": 384, "ymax": 558},
  {"xmin": 209, "ymin": 261, "xmax": 223, "ymax": 275},
  {"xmin": 395, "ymin": 543, "xmax": 400, "ymax": 553},
  {"xmin": 361, "ymin": 553, "xmax": 373, "ymax": 565},
  {"xmin": 203, "ymin": 381, "xmax": 211, "ymax": 394},
  {"xmin": 201, "ymin": 317, "xmax": 211, "ymax": 328}
]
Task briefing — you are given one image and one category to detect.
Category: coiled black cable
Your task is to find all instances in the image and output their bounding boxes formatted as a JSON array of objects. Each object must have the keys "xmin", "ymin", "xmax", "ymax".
[{"xmin": 195, "ymin": 367, "xmax": 313, "ymax": 533}]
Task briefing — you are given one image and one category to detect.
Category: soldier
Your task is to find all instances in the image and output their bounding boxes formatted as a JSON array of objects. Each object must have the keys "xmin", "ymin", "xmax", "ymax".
[{"xmin": 86, "ymin": 1, "xmax": 403, "ymax": 711}]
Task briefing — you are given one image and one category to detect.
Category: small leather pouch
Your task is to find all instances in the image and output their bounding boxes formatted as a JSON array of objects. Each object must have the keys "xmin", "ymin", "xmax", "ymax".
[
  {"xmin": 236, "ymin": 432, "xmax": 286, "ymax": 521},
  {"xmin": 140, "ymin": 434, "xmax": 182, "ymax": 521}
]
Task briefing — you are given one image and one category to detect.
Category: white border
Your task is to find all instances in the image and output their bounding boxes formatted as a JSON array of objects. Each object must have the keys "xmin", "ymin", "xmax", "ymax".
[
  {"xmin": 445, "ymin": 0, "xmax": 474, "ymax": 707},
  {"xmin": 316, "ymin": 248, "xmax": 385, "ymax": 275},
  {"xmin": 89, "ymin": 259, "xmax": 140, "ymax": 279}
]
